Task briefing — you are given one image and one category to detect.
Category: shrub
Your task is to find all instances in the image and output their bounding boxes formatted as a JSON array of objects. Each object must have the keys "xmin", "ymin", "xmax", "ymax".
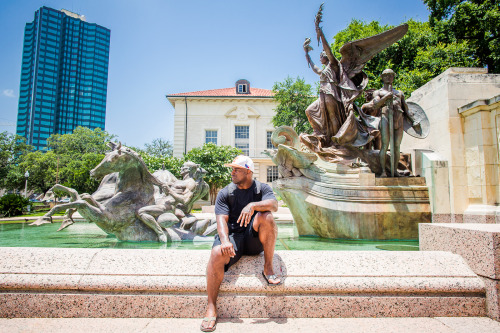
[{"xmin": 0, "ymin": 194, "xmax": 31, "ymax": 217}]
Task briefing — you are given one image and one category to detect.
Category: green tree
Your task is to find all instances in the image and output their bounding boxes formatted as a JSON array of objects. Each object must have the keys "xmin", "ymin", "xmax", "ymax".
[
  {"xmin": 0, "ymin": 194, "xmax": 31, "ymax": 217},
  {"xmin": 140, "ymin": 153, "xmax": 184, "ymax": 179},
  {"xmin": 332, "ymin": 19, "xmax": 478, "ymax": 97},
  {"xmin": 44, "ymin": 127, "xmax": 116, "ymax": 193},
  {"xmin": 424, "ymin": 0, "xmax": 500, "ymax": 73},
  {"xmin": 272, "ymin": 76, "xmax": 315, "ymax": 134},
  {"xmin": 47, "ymin": 126, "xmax": 115, "ymax": 156},
  {"xmin": 59, "ymin": 153, "xmax": 104, "ymax": 194},
  {"xmin": 185, "ymin": 143, "xmax": 241, "ymax": 204},
  {"xmin": 0, "ymin": 132, "xmax": 32, "ymax": 189},
  {"xmin": 10, "ymin": 150, "xmax": 59, "ymax": 194},
  {"xmin": 143, "ymin": 138, "xmax": 173, "ymax": 158}
]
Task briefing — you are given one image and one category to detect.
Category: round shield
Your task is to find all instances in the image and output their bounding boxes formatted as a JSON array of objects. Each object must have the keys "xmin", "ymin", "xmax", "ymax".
[{"xmin": 404, "ymin": 101, "xmax": 430, "ymax": 139}]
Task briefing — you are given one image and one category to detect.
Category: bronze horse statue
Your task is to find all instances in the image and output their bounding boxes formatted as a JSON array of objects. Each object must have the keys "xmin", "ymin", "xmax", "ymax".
[{"xmin": 32, "ymin": 143, "xmax": 213, "ymax": 242}]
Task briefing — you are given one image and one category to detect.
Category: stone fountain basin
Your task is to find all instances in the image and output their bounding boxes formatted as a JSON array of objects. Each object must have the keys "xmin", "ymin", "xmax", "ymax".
[{"xmin": 273, "ymin": 162, "xmax": 431, "ymax": 240}]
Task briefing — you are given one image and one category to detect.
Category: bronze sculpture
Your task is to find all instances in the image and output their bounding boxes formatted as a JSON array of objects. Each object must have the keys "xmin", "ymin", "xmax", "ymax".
[
  {"xmin": 296, "ymin": 4, "xmax": 426, "ymax": 177},
  {"xmin": 32, "ymin": 144, "xmax": 214, "ymax": 242},
  {"xmin": 301, "ymin": 4, "xmax": 370, "ymax": 151},
  {"xmin": 137, "ymin": 161, "xmax": 209, "ymax": 242},
  {"xmin": 364, "ymin": 69, "xmax": 420, "ymax": 177}
]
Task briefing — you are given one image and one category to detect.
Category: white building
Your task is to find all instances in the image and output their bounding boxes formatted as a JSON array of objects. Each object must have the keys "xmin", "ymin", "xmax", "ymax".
[{"xmin": 166, "ymin": 80, "xmax": 279, "ymax": 184}]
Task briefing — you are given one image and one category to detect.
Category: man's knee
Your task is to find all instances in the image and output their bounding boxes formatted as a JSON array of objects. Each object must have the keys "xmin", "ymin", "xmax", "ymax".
[
  {"xmin": 210, "ymin": 245, "xmax": 230, "ymax": 265},
  {"xmin": 255, "ymin": 211, "xmax": 275, "ymax": 230}
]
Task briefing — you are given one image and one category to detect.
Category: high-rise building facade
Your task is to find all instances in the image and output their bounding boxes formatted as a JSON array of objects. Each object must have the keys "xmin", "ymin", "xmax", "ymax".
[{"xmin": 16, "ymin": 7, "xmax": 110, "ymax": 150}]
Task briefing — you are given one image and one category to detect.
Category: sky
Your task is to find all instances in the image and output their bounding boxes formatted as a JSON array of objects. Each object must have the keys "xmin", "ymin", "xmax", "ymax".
[{"xmin": 0, "ymin": 0, "xmax": 430, "ymax": 148}]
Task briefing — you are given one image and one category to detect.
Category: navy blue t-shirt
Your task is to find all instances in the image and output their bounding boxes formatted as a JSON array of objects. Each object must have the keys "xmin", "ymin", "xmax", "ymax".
[{"xmin": 214, "ymin": 181, "xmax": 276, "ymax": 233}]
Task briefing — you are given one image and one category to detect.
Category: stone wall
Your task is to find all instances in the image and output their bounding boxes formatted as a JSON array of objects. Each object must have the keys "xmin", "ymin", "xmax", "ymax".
[
  {"xmin": 404, "ymin": 68, "xmax": 500, "ymax": 220},
  {"xmin": 459, "ymin": 95, "xmax": 500, "ymax": 222}
]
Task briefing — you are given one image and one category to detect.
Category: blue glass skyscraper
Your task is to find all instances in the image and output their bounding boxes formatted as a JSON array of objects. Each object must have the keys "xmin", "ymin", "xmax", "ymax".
[{"xmin": 16, "ymin": 7, "xmax": 110, "ymax": 150}]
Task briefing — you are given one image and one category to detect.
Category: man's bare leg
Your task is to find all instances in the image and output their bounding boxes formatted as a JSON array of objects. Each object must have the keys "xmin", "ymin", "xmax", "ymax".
[
  {"xmin": 254, "ymin": 212, "xmax": 280, "ymax": 284},
  {"xmin": 202, "ymin": 245, "xmax": 230, "ymax": 331}
]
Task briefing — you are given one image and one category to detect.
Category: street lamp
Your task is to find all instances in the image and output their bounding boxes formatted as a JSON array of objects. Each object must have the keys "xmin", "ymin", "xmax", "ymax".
[{"xmin": 24, "ymin": 170, "xmax": 29, "ymax": 198}]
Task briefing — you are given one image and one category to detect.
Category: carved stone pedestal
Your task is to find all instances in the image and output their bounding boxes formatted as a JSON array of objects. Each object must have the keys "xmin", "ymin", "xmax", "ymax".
[{"xmin": 273, "ymin": 160, "xmax": 431, "ymax": 240}]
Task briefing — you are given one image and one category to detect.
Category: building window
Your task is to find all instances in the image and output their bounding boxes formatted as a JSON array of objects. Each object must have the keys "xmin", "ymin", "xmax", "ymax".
[
  {"xmin": 267, "ymin": 131, "xmax": 273, "ymax": 149},
  {"xmin": 237, "ymin": 84, "xmax": 248, "ymax": 93},
  {"xmin": 235, "ymin": 79, "xmax": 250, "ymax": 94},
  {"xmin": 267, "ymin": 166, "xmax": 279, "ymax": 182},
  {"xmin": 205, "ymin": 130, "xmax": 217, "ymax": 144},
  {"xmin": 235, "ymin": 125, "xmax": 249, "ymax": 155}
]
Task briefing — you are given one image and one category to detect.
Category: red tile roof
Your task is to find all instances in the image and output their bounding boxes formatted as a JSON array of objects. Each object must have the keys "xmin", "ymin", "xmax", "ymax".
[{"xmin": 166, "ymin": 87, "xmax": 274, "ymax": 98}]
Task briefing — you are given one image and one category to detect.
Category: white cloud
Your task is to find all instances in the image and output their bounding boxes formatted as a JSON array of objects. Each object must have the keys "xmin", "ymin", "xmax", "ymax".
[{"xmin": 2, "ymin": 89, "xmax": 15, "ymax": 98}]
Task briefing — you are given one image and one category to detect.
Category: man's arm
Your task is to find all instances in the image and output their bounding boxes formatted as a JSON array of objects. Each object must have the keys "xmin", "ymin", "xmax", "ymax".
[
  {"xmin": 237, "ymin": 199, "xmax": 278, "ymax": 227},
  {"xmin": 216, "ymin": 214, "xmax": 235, "ymax": 257}
]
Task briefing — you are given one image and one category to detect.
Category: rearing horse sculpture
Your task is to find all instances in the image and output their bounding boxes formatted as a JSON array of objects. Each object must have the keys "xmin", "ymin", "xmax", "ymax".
[{"xmin": 33, "ymin": 143, "xmax": 167, "ymax": 241}]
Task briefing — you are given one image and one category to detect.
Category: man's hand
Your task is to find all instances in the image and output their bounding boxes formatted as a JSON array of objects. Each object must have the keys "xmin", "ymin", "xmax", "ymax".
[
  {"xmin": 220, "ymin": 240, "xmax": 235, "ymax": 257},
  {"xmin": 237, "ymin": 203, "xmax": 255, "ymax": 227}
]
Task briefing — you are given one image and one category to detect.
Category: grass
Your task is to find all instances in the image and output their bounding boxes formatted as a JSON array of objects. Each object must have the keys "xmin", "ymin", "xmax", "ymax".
[
  {"xmin": 23, "ymin": 211, "xmax": 65, "ymax": 217},
  {"xmin": 0, "ymin": 220, "xmax": 30, "ymax": 224},
  {"xmin": 1, "ymin": 210, "xmax": 65, "ymax": 219}
]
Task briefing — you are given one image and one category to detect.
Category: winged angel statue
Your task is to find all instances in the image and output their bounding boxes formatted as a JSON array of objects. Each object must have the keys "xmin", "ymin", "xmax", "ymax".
[{"xmin": 298, "ymin": 3, "xmax": 409, "ymax": 169}]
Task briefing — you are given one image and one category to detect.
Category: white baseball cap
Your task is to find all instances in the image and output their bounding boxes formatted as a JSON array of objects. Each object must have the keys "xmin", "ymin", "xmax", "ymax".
[{"xmin": 224, "ymin": 155, "xmax": 254, "ymax": 173}]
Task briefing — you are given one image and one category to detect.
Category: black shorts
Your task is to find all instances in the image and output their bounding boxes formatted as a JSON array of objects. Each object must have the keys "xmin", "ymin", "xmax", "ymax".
[{"xmin": 212, "ymin": 215, "xmax": 263, "ymax": 272}]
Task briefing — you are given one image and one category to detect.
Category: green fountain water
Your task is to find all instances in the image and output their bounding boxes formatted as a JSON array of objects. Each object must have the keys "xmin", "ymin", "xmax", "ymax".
[{"xmin": 0, "ymin": 222, "xmax": 418, "ymax": 251}]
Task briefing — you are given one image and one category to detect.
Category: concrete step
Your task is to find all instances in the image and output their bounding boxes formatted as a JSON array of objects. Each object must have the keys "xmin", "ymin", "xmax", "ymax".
[{"xmin": 0, "ymin": 248, "xmax": 486, "ymax": 318}]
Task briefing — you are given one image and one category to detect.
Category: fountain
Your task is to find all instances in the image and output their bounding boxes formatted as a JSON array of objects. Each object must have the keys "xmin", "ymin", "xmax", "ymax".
[{"xmin": 267, "ymin": 5, "xmax": 431, "ymax": 240}]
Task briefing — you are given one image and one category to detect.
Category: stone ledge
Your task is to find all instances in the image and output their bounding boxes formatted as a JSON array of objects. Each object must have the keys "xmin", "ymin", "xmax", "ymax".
[
  {"xmin": 0, "ymin": 248, "xmax": 486, "ymax": 318},
  {"xmin": 0, "ymin": 275, "xmax": 484, "ymax": 295},
  {"xmin": 419, "ymin": 223, "xmax": 500, "ymax": 279},
  {"xmin": 420, "ymin": 223, "xmax": 500, "ymax": 320}
]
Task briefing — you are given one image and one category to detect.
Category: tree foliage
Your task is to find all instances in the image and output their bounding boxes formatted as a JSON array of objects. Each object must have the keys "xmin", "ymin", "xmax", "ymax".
[
  {"xmin": 424, "ymin": 0, "xmax": 500, "ymax": 73},
  {"xmin": 0, "ymin": 132, "xmax": 32, "ymax": 188},
  {"xmin": 140, "ymin": 153, "xmax": 184, "ymax": 179},
  {"xmin": 59, "ymin": 153, "xmax": 104, "ymax": 194},
  {"xmin": 272, "ymin": 77, "xmax": 315, "ymax": 133},
  {"xmin": 185, "ymin": 143, "xmax": 242, "ymax": 204},
  {"xmin": 143, "ymin": 138, "xmax": 173, "ymax": 158},
  {"xmin": 15, "ymin": 150, "xmax": 58, "ymax": 194},
  {"xmin": 3, "ymin": 127, "xmax": 116, "ymax": 195},
  {"xmin": 0, "ymin": 194, "xmax": 31, "ymax": 217},
  {"xmin": 47, "ymin": 126, "xmax": 115, "ymax": 156},
  {"xmin": 332, "ymin": 19, "xmax": 478, "ymax": 97}
]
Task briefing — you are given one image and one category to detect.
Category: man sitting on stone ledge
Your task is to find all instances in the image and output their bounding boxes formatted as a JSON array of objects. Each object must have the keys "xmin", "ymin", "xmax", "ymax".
[{"xmin": 201, "ymin": 155, "xmax": 281, "ymax": 332}]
